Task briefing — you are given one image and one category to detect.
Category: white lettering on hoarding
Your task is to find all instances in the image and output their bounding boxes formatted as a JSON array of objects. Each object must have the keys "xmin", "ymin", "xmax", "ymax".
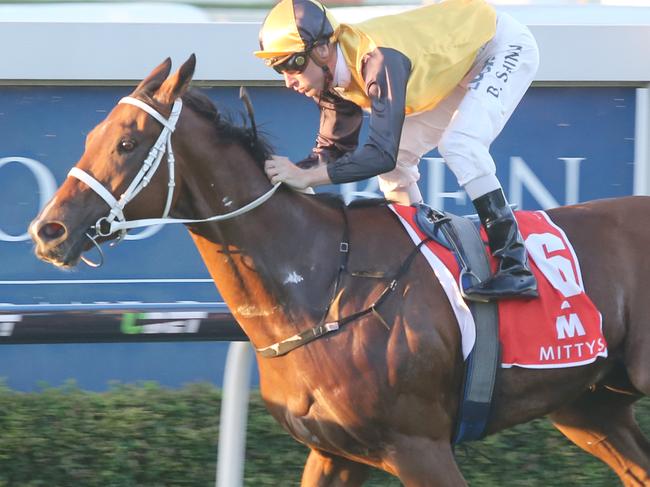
[
  {"xmin": 560, "ymin": 157, "xmax": 586, "ymax": 206},
  {"xmin": 509, "ymin": 156, "xmax": 560, "ymax": 210},
  {"xmin": 0, "ymin": 157, "xmax": 57, "ymax": 242},
  {"xmin": 423, "ymin": 157, "xmax": 467, "ymax": 210},
  {"xmin": 510, "ymin": 156, "xmax": 587, "ymax": 210},
  {"xmin": 0, "ymin": 156, "xmax": 162, "ymax": 242},
  {"xmin": 0, "ymin": 155, "xmax": 589, "ymax": 242}
]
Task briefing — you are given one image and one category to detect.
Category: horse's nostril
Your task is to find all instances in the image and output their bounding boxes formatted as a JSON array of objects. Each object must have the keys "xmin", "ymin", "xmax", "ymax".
[{"xmin": 38, "ymin": 222, "xmax": 67, "ymax": 242}]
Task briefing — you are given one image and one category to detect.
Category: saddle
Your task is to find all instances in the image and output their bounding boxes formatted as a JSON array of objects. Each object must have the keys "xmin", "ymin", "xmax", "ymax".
[{"xmin": 413, "ymin": 203, "xmax": 500, "ymax": 444}]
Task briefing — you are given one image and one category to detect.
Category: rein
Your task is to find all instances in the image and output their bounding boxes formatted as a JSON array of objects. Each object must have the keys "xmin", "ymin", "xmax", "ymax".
[
  {"xmin": 69, "ymin": 93, "xmax": 424, "ymax": 357},
  {"xmin": 256, "ymin": 203, "xmax": 430, "ymax": 358},
  {"xmin": 68, "ymin": 95, "xmax": 280, "ymax": 266}
]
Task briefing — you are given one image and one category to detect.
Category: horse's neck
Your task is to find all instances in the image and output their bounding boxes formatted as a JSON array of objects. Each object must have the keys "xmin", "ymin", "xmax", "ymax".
[
  {"xmin": 176, "ymin": 134, "xmax": 343, "ymax": 349},
  {"xmin": 190, "ymin": 195, "xmax": 342, "ymax": 349}
]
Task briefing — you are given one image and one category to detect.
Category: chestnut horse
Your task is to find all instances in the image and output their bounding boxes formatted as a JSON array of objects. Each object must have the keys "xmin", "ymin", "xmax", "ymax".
[{"xmin": 29, "ymin": 55, "xmax": 650, "ymax": 486}]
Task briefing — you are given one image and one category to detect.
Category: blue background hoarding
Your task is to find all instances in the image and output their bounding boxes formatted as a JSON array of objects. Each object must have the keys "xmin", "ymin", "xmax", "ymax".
[{"xmin": 0, "ymin": 85, "xmax": 636, "ymax": 390}]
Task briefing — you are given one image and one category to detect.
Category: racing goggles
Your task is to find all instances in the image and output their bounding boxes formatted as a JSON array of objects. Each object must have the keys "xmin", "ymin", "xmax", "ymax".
[{"xmin": 269, "ymin": 51, "xmax": 310, "ymax": 74}]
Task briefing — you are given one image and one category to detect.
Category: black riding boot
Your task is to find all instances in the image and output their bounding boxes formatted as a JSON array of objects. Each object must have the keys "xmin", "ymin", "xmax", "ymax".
[{"xmin": 464, "ymin": 189, "xmax": 538, "ymax": 301}]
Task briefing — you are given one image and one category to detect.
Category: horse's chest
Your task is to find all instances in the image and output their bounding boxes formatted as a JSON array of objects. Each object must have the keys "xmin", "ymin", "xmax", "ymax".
[
  {"xmin": 282, "ymin": 409, "xmax": 326, "ymax": 447},
  {"xmin": 258, "ymin": 364, "xmax": 383, "ymax": 454},
  {"xmin": 277, "ymin": 393, "xmax": 381, "ymax": 456}
]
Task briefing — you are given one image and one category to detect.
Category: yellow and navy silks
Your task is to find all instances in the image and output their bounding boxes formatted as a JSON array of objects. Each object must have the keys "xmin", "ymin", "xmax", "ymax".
[
  {"xmin": 254, "ymin": 0, "xmax": 497, "ymax": 185},
  {"xmin": 336, "ymin": 0, "xmax": 496, "ymax": 114}
]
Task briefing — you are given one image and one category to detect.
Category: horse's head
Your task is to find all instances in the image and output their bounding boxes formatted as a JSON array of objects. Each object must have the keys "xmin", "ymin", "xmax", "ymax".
[{"xmin": 29, "ymin": 55, "xmax": 196, "ymax": 268}]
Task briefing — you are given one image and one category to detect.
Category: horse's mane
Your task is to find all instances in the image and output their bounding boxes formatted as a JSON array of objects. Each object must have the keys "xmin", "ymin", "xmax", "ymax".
[
  {"xmin": 181, "ymin": 89, "xmax": 274, "ymax": 166},
  {"xmin": 180, "ymin": 90, "xmax": 389, "ymax": 209},
  {"xmin": 132, "ymin": 89, "xmax": 272, "ymax": 164}
]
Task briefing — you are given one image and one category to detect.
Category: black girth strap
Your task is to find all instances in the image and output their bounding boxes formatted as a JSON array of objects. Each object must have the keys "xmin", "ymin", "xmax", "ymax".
[
  {"xmin": 443, "ymin": 213, "xmax": 500, "ymax": 444},
  {"xmin": 412, "ymin": 204, "xmax": 501, "ymax": 443}
]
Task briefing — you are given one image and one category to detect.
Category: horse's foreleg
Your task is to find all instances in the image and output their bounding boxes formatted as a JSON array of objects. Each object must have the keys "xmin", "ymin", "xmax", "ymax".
[
  {"xmin": 300, "ymin": 448, "xmax": 371, "ymax": 487},
  {"xmin": 550, "ymin": 387, "xmax": 650, "ymax": 486},
  {"xmin": 386, "ymin": 436, "xmax": 467, "ymax": 487}
]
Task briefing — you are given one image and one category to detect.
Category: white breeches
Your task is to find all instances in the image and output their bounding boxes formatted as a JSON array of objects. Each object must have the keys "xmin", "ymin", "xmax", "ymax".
[{"xmin": 379, "ymin": 12, "xmax": 540, "ymax": 204}]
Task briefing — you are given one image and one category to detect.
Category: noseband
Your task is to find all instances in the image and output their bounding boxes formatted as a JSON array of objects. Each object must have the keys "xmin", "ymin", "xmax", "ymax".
[
  {"xmin": 68, "ymin": 96, "xmax": 281, "ymax": 266},
  {"xmin": 69, "ymin": 96, "xmax": 183, "ymax": 242}
]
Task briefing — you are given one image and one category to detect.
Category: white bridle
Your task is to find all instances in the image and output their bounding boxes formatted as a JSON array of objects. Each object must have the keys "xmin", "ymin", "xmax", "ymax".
[{"xmin": 68, "ymin": 96, "xmax": 281, "ymax": 244}]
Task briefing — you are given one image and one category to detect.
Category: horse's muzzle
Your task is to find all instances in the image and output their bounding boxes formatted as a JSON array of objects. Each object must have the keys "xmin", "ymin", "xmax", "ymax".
[{"xmin": 29, "ymin": 218, "xmax": 89, "ymax": 268}]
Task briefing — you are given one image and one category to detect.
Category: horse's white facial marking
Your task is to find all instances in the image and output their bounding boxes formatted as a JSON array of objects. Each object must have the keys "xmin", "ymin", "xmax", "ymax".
[
  {"xmin": 284, "ymin": 272, "xmax": 304, "ymax": 285},
  {"xmin": 222, "ymin": 196, "xmax": 233, "ymax": 208}
]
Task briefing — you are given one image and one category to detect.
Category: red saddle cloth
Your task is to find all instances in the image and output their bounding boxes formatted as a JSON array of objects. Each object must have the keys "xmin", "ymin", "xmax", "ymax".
[{"xmin": 391, "ymin": 205, "xmax": 607, "ymax": 369}]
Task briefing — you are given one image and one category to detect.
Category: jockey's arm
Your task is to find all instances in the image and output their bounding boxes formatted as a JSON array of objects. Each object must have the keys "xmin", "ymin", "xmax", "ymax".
[
  {"xmin": 297, "ymin": 94, "xmax": 363, "ymax": 169},
  {"xmin": 271, "ymin": 48, "xmax": 410, "ymax": 189},
  {"xmin": 325, "ymin": 47, "xmax": 411, "ymax": 184}
]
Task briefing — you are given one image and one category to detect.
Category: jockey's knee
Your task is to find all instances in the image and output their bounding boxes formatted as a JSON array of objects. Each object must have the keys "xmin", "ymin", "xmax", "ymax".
[
  {"xmin": 438, "ymin": 130, "xmax": 488, "ymax": 162},
  {"xmin": 438, "ymin": 131, "xmax": 496, "ymax": 188}
]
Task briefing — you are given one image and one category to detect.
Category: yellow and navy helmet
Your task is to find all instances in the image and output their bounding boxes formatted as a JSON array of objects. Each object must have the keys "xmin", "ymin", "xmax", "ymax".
[{"xmin": 254, "ymin": 0, "xmax": 339, "ymax": 65}]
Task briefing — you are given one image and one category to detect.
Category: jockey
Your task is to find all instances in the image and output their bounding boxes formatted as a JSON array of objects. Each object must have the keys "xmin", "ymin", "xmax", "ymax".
[{"xmin": 255, "ymin": 0, "xmax": 539, "ymax": 301}]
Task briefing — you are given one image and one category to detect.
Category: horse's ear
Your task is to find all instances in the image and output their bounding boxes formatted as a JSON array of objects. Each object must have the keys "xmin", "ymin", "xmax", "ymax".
[
  {"xmin": 134, "ymin": 57, "xmax": 172, "ymax": 95},
  {"xmin": 155, "ymin": 54, "xmax": 196, "ymax": 105}
]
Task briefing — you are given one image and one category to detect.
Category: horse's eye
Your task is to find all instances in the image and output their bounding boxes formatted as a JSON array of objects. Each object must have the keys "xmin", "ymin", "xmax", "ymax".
[{"xmin": 118, "ymin": 139, "xmax": 136, "ymax": 152}]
